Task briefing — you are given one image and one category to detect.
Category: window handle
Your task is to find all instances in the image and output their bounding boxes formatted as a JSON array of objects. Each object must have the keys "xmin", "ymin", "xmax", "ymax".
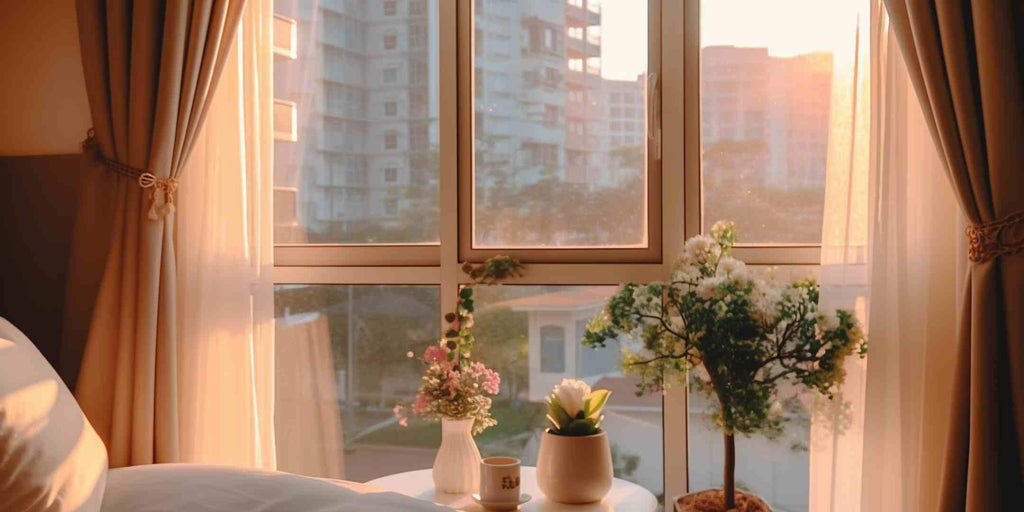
[{"xmin": 648, "ymin": 72, "xmax": 661, "ymax": 160}]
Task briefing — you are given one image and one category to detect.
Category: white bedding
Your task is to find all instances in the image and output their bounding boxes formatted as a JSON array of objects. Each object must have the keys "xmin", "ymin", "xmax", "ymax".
[{"xmin": 99, "ymin": 464, "xmax": 452, "ymax": 512}]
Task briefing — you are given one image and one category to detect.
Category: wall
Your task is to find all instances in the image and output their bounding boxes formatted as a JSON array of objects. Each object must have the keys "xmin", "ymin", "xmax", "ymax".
[
  {"xmin": 0, "ymin": 0, "xmax": 89, "ymax": 382},
  {"xmin": 0, "ymin": 0, "xmax": 90, "ymax": 155}
]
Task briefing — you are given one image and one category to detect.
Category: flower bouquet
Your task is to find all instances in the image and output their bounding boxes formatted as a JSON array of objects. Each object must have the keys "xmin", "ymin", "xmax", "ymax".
[{"xmin": 394, "ymin": 256, "xmax": 523, "ymax": 493}]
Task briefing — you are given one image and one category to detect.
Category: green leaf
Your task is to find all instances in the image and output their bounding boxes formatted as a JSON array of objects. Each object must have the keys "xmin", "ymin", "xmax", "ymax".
[
  {"xmin": 564, "ymin": 418, "xmax": 597, "ymax": 436},
  {"xmin": 584, "ymin": 390, "xmax": 611, "ymax": 418},
  {"xmin": 546, "ymin": 395, "xmax": 572, "ymax": 430},
  {"xmin": 460, "ymin": 288, "xmax": 474, "ymax": 299}
]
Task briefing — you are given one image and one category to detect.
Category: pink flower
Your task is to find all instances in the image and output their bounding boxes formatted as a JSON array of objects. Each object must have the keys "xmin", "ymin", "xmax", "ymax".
[
  {"xmin": 393, "ymin": 404, "xmax": 409, "ymax": 427},
  {"xmin": 462, "ymin": 313, "xmax": 475, "ymax": 329},
  {"xmin": 422, "ymin": 345, "xmax": 450, "ymax": 365},
  {"xmin": 443, "ymin": 370, "xmax": 464, "ymax": 393},
  {"xmin": 412, "ymin": 392, "xmax": 431, "ymax": 415},
  {"xmin": 449, "ymin": 318, "xmax": 461, "ymax": 331},
  {"xmin": 467, "ymin": 362, "xmax": 500, "ymax": 395}
]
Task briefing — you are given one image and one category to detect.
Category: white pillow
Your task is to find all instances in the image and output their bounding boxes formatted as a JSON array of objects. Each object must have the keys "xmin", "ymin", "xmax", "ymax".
[{"xmin": 0, "ymin": 317, "xmax": 107, "ymax": 512}]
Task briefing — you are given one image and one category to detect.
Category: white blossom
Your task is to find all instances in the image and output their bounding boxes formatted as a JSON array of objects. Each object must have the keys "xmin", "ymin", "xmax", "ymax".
[
  {"xmin": 711, "ymin": 220, "xmax": 735, "ymax": 241},
  {"xmin": 715, "ymin": 255, "xmax": 748, "ymax": 281},
  {"xmin": 696, "ymin": 276, "xmax": 726, "ymax": 300},
  {"xmin": 552, "ymin": 379, "xmax": 591, "ymax": 417},
  {"xmin": 768, "ymin": 401, "xmax": 783, "ymax": 417}
]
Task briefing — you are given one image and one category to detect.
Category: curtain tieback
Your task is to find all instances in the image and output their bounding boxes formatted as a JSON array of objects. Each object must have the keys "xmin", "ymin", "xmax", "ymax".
[
  {"xmin": 966, "ymin": 211, "xmax": 1024, "ymax": 262},
  {"xmin": 83, "ymin": 130, "xmax": 178, "ymax": 220}
]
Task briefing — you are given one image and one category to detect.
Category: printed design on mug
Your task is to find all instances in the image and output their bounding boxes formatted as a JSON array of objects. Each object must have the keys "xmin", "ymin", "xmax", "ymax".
[{"xmin": 501, "ymin": 476, "xmax": 521, "ymax": 490}]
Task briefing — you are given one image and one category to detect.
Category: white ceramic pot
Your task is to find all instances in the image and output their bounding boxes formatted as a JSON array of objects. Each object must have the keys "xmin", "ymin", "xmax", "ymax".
[
  {"xmin": 432, "ymin": 418, "xmax": 481, "ymax": 494},
  {"xmin": 536, "ymin": 430, "xmax": 613, "ymax": 504}
]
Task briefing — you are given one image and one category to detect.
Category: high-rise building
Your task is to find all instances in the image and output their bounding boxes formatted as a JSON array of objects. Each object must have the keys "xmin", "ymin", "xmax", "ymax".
[
  {"xmin": 274, "ymin": 0, "xmax": 648, "ymax": 243},
  {"xmin": 701, "ymin": 45, "xmax": 833, "ymax": 191}
]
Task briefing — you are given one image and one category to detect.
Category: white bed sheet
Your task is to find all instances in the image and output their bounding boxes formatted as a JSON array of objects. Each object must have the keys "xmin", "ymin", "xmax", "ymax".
[{"xmin": 100, "ymin": 464, "xmax": 453, "ymax": 512}]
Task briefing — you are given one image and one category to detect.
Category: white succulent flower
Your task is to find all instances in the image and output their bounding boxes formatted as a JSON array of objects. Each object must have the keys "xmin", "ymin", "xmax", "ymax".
[{"xmin": 552, "ymin": 378, "xmax": 591, "ymax": 418}]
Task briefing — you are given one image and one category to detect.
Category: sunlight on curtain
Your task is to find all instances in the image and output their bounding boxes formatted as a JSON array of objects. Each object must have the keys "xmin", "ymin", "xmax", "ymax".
[
  {"xmin": 812, "ymin": 2, "xmax": 965, "ymax": 510},
  {"xmin": 175, "ymin": 0, "xmax": 276, "ymax": 469}
]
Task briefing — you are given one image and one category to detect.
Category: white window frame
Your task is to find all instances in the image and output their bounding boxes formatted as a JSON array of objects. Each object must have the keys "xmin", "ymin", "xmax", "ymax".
[{"xmin": 272, "ymin": 0, "xmax": 821, "ymax": 500}]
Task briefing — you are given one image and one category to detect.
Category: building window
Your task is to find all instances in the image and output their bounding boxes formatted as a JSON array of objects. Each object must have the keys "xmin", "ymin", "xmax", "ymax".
[
  {"xmin": 383, "ymin": 67, "xmax": 398, "ymax": 84},
  {"xmin": 384, "ymin": 33, "xmax": 397, "ymax": 50},
  {"xmin": 568, "ymin": 26, "xmax": 584, "ymax": 40},
  {"xmin": 383, "ymin": 0, "xmax": 396, "ymax": 16},
  {"xmin": 539, "ymin": 326, "xmax": 566, "ymax": 373},
  {"xmin": 385, "ymin": 101, "xmax": 397, "ymax": 117},
  {"xmin": 409, "ymin": 0, "xmax": 426, "ymax": 15},
  {"xmin": 385, "ymin": 199, "xmax": 399, "ymax": 215},
  {"xmin": 384, "ymin": 167, "xmax": 399, "ymax": 183},
  {"xmin": 384, "ymin": 131, "xmax": 398, "ymax": 150}
]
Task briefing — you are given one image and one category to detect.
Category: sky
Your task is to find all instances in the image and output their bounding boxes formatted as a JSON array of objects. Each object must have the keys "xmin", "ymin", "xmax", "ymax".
[{"xmin": 600, "ymin": 0, "xmax": 862, "ymax": 80}]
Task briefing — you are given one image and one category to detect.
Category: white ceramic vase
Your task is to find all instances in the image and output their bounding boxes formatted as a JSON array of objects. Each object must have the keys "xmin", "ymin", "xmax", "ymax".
[
  {"xmin": 432, "ymin": 418, "xmax": 481, "ymax": 494},
  {"xmin": 536, "ymin": 430, "xmax": 613, "ymax": 504}
]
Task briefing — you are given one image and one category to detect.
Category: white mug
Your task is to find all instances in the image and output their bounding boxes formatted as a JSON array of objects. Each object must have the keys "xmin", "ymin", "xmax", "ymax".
[{"xmin": 479, "ymin": 457, "xmax": 521, "ymax": 503}]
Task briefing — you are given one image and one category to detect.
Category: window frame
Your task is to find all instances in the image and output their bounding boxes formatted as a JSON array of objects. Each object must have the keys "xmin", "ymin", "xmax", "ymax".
[{"xmin": 272, "ymin": 0, "xmax": 823, "ymax": 500}]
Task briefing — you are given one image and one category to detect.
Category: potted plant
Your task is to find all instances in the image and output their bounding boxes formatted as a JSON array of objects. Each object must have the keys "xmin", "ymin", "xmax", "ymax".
[
  {"xmin": 536, "ymin": 379, "xmax": 613, "ymax": 504},
  {"xmin": 395, "ymin": 256, "xmax": 524, "ymax": 494},
  {"xmin": 583, "ymin": 221, "xmax": 867, "ymax": 512}
]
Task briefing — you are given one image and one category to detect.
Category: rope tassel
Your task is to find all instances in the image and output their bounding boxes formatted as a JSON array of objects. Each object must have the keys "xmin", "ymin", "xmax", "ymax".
[
  {"xmin": 82, "ymin": 130, "xmax": 179, "ymax": 220},
  {"xmin": 138, "ymin": 172, "xmax": 179, "ymax": 220}
]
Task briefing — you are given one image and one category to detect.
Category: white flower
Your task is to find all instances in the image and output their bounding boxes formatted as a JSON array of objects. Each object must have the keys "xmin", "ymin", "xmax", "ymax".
[
  {"xmin": 552, "ymin": 379, "xmax": 591, "ymax": 418},
  {"xmin": 695, "ymin": 276, "xmax": 725, "ymax": 300},
  {"xmin": 711, "ymin": 220, "xmax": 735, "ymax": 241},
  {"xmin": 751, "ymin": 279, "xmax": 782, "ymax": 323},
  {"xmin": 768, "ymin": 401, "xmax": 783, "ymax": 417},
  {"xmin": 816, "ymin": 311, "xmax": 839, "ymax": 331},
  {"xmin": 715, "ymin": 255, "xmax": 747, "ymax": 280}
]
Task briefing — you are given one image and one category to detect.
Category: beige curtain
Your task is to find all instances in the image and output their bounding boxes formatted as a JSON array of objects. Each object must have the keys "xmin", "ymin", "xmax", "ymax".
[
  {"xmin": 72, "ymin": 0, "xmax": 246, "ymax": 467},
  {"xmin": 812, "ymin": 3, "xmax": 969, "ymax": 511},
  {"xmin": 882, "ymin": 1, "xmax": 1024, "ymax": 509},
  {"xmin": 175, "ymin": 0, "xmax": 275, "ymax": 468}
]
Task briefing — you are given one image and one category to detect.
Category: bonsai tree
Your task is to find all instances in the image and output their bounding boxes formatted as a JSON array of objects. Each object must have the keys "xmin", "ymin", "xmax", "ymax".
[{"xmin": 583, "ymin": 221, "xmax": 867, "ymax": 511}]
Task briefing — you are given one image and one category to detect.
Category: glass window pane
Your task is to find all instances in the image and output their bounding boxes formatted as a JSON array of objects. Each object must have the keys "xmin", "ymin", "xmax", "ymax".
[
  {"xmin": 273, "ymin": 285, "xmax": 441, "ymax": 482},
  {"xmin": 273, "ymin": 1, "xmax": 440, "ymax": 244},
  {"xmin": 687, "ymin": 265, "xmax": 819, "ymax": 512},
  {"xmin": 701, "ymin": 2, "xmax": 854, "ymax": 243},
  {"xmin": 473, "ymin": 1, "xmax": 649, "ymax": 248}
]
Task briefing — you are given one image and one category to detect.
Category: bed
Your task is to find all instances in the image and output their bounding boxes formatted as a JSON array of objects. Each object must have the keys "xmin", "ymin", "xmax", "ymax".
[{"xmin": 0, "ymin": 317, "xmax": 450, "ymax": 512}]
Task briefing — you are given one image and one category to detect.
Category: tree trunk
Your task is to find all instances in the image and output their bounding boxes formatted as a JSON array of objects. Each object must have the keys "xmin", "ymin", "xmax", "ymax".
[{"xmin": 724, "ymin": 433, "xmax": 736, "ymax": 510}]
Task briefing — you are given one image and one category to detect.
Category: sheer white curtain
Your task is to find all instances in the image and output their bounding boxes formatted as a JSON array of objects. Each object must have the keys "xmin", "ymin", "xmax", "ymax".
[
  {"xmin": 810, "ymin": 2, "xmax": 965, "ymax": 510},
  {"xmin": 175, "ymin": 0, "xmax": 276, "ymax": 468}
]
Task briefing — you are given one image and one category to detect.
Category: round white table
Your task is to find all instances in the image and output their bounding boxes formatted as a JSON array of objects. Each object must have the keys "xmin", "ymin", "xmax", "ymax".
[{"xmin": 367, "ymin": 467, "xmax": 658, "ymax": 512}]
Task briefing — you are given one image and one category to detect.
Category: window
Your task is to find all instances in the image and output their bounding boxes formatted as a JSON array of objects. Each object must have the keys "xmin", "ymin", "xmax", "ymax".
[
  {"xmin": 274, "ymin": 0, "xmax": 438, "ymax": 245},
  {"xmin": 272, "ymin": 0, "xmax": 826, "ymax": 507},
  {"xmin": 273, "ymin": 285, "xmax": 440, "ymax": 482},
  {"xmin": 539, "ymin": 326, "xmax": 566, "ymax": 373},
  {"xmin": 568, "ymin": 26, "xmax": 584, "ymax": 40},
  {"xmin": 700, "ymin": 2, "xmax": 845, "ymax": 244}
]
